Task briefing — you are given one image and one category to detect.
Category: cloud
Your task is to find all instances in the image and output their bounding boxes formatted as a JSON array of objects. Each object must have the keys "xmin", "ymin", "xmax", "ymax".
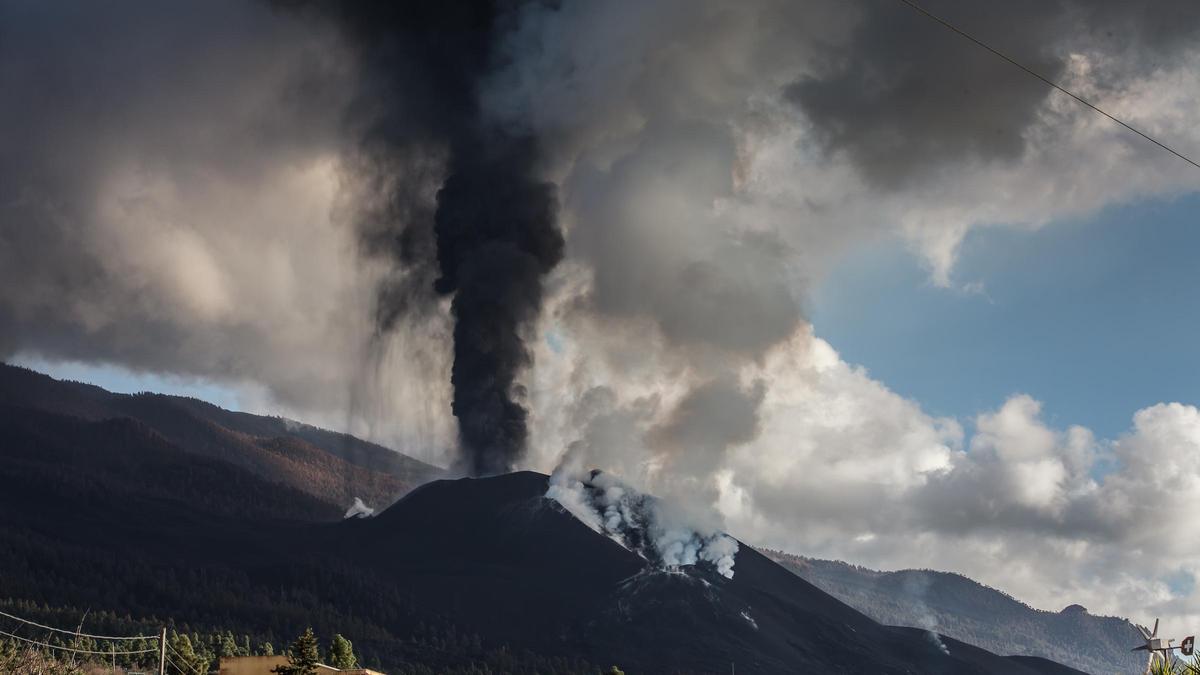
[
  {"xmin": 566, "ymin": 121, "xmax": 804, "ymax": 355},
  {"xmin": 787, "ymin": 3, "xmax": 1062, "ymax": 189},
  {"xmin": 0, "ymin": 0, "xmax": 455, "ymax": 459},
  {"xmin": 7, "ymin": 0, "xmax": 1199, "ymax": 449},
  {"xmin": 788, "ymin": 1, "xmax": 1200, "ymax": 186},
  {"xmin": 917, "ymin": 396, "xmax": 1099, "ymax": 530},
  {"xmin": 493, "ymin": 0, "xmax": 1200, "ymax": 291},
  {"xmin": 709, "ymin": 335, "xmax": 1200, "ymax": 627},
  {"xmin": 528, "ymin": 315, "xmax": 1200, "ymax": 627},
  {"xmin": 498, "ymin": 0, "xmax": 1200, "ymax": 624}
]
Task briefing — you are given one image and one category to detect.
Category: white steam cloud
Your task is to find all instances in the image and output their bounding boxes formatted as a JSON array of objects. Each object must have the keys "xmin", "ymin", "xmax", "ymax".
[
  {"xmin": 547, "ymin": 461, "xmax": 738, "ymax": 579},
  {"xmin": 343, "ymin": 497, "xmax": 375, "ymax": 519},
  {"xmin": 905, "ymin": 574, "xmax": 951, "ymax": 655}
]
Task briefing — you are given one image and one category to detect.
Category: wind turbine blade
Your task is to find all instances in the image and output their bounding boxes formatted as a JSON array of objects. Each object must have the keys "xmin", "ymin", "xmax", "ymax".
[
  {"xmin": 1153, "ymin": 618, "xmax": 1159, "ymax": 637},
  {"xmin": 1139, "ymin": 625, "xmax": 1152, "ymax": 639}
]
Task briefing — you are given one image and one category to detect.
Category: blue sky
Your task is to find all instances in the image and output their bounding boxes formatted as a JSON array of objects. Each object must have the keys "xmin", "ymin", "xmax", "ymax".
[
  {"xmin": 14, "ymin": 355, "xmax": 247, "ymax": 412},
  {"xmin": 812, "ymin": 192, "xmax": 1200, "ymax": 440}
]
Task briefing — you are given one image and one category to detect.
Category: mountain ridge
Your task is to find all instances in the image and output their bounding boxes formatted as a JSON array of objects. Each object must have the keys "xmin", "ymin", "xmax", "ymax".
[
  {"xmin": 0, "ymin": 362, "xmax": 442, "ymax": 514},
  {"xmin": 763, "ymin": 550, "xmax": 1142, "ymax": 674}
]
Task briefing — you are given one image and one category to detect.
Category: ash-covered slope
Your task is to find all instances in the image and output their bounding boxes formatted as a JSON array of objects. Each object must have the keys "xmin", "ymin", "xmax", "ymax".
[{"xmin": 338, "ymin": 472, "xmax": 1086, "ymax": 675}]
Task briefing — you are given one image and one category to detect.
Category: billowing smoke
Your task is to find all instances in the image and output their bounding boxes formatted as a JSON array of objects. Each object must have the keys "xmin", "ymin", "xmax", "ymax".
[
  {"xmin": 547, "ymin": 465, "xmax": 739, "ymax": 579},
  {"xmin": 286, "ymin": 1, "xmax": 564, "ymax": 475},
  {"xmin": 435, "ymin": 140, "xmax": 562, "ymax": 476},
  {"xmin": 7, "ymin": 0, "xmax": 1197, "ymax": 483}
]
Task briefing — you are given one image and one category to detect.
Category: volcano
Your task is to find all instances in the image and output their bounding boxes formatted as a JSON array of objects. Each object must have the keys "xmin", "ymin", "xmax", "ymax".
[{"xmin": 332, "ymin": 472, "xmax": 1084, "ymax": 674}]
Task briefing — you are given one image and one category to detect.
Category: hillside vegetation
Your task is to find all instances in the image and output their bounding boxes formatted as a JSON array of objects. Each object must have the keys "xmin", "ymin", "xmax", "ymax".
[
  {"xmin": 0, "ymin": 363, "xmax": 441, "ymax": 514},
  {"xmin": 763, "ymin": 550, "xmax": 1142, "ymax": 674}
]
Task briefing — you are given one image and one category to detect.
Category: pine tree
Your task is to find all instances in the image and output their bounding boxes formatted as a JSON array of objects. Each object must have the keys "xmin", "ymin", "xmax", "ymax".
[
  {"xmin": 327, "ymin": 634, "xmax": 358, "ymax": 670},
  {"xmin": 170, "ymin": 632, "xmax": 210, "ymax": 675},
  {"xmin": 273, "ymin": 627, "xmax": 321, "ymax": 675},
  {"xmin": 219, "ymin": 632, "xmax": 239, "ymax": 657}
]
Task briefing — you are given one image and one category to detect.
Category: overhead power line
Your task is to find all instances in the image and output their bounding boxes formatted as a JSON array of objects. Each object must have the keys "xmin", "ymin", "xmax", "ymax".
[
  {"xmin": 166, "ymin": 643, "xmax": 207, "ymax": 675},
  {"xmin": 0, "ymin": 628, "xmax": 158, "ymax": 656},
  {"xmin": 896, "ymin": 0, "xmax": 1200, "ymax": 171},
  {"xmin": 0, "ymin": 608, "xmax": 158, "ymax": 641},
  {"xmin": 164, "ymin": 654, "xmax": 190, "ymax": 675}
]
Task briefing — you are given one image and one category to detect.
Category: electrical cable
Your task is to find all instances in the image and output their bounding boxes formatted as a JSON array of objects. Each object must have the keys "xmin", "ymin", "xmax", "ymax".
[
  {"xmin": 164, "ymin": 654, "xmax": 187, "ymax": 674},
  {"xmin": 0, "ymin": 628, "xmax": 157, "ymax": 655},
  {"xmin": 896, "ymin": 0, "xmax": 1200, "ymax": 171},
  {"xmin": 0, "ymin": 609, "xmax": 158, "ymax": 641},
  {"xmin": 166, "ymin": 642, "xmax": 208, "ymax": 675}
]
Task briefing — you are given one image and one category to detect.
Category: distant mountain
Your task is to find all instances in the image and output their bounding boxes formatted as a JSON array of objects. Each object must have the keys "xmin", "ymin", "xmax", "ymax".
[
  {"xmin": 0, "ymin": 403, "xmax": 340, "ymax": 523},
  {"xmin": 763, "ymin": 551, "xmax": 1141, "ymax": 674},
  {"xmin": 0, "ymin": 362, "xmax": 442, "ymax": 514}
]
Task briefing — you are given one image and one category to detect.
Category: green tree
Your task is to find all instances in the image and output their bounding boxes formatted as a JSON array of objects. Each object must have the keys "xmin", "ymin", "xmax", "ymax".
[
  {"xmin": 259, "ymin": 641, "xmax": 275, "ymax": 656},
  {"xmin": 607, "ymin": 667, "xmax": 625, "ymax": 675},
  {"xmin": 273, "ymin": 627, "xmax": 321, "ymax": 675},
  {"xmin": 327, "ymin": 634, "xmax": 358, "ymax": 670},
  {"xmin": 0, "ymin": 638, "xmax": 17, "ymax": 670},
  {"xmin": 169, "ymin": 632, "xmax": 210, "ymax": 675},
  {"xmin": 219, "ymin": 632, "xmax": 239, "ymax": 658}
]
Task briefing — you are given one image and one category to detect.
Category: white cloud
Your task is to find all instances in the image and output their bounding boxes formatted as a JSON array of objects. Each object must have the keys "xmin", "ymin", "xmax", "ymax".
[
  {"xmin": 0, "ymin": 1, "xmax": 457, "ymax": 462},
  {"xmin": 527, "ymin": 314, "xmax": 1200, "ymax": 629},
  {"xmin": 725, "ymin": 365, "xmax": 1200, "ymax": 629}
]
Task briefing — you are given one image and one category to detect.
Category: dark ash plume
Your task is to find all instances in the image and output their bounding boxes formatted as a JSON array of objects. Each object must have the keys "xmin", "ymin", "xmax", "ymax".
[
  {"xmin": 436, "ymin": 138, "xmax": 561, "ymax": 476},
  {"xmin": 289, "ymin": 1, "xmax": 563, "ymax": 475}
]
